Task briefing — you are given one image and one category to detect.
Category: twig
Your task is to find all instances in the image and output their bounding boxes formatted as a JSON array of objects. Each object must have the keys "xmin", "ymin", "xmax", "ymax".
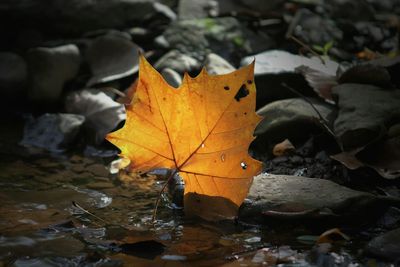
[
  {"xmin": 281, "ymin": 82, "xmax": 343, "ymax": 151},
  {"xmin": 72, "ymin": 201, "xmax": 110, "ymax": 225},
  {"xmin": 152, "ymin": 169, "xmax": 178, "ymax": 222},
  {"xmin": 72, "ymin": 201, "xmax": 141, "ymax": 231},
  {"xmin": 288, "ymin": 35, "xmax": 326, "ymax": 65},
  {"xmin": 98, "ymin": 87, "xmax": 126, "ymax": 98}
]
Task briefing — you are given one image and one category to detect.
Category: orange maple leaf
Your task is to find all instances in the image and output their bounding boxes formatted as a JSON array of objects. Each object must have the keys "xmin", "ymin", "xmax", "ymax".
[{"xmin": 106, "ymin": 55, "xmax": 262, "ymax": 220}]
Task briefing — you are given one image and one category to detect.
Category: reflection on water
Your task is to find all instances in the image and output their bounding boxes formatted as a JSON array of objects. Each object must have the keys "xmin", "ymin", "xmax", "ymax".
[
  {"xmin": 0, "ymin": 154, "xmax": 265, "ymax": 266},
  {"xmin": 0, "ymin": 152, "xmax": 391, "ymax": 267}
]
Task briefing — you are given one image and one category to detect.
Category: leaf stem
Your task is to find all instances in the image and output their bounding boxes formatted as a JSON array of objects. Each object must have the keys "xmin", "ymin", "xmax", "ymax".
[
  {"xmin": 152, "ymin": 169, "xmax": 179, "ymax": 222},
  {"xmin": 289, "ymin": 35, "xmax": 326, "ymax": 65}
]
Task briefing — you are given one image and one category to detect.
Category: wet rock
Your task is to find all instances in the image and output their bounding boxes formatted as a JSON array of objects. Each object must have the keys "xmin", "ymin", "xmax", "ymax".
[
  {"xmin": 154, "ymin": 50, "xmax": 200, "ymax": 74},
  {"xmin": 160, "ymin": 17, "xmax": 274, "ymax": 62},
  {"xmin": 65, "ymin": 89, "xmax": 125, "ymax": 144},
  {"xmin": 0, "ymin": 52, "xmax": 27, "ymax": 97},
  {"xmin": 241, "ymin": 50, "xmax": 339, "ymax": 106},
  {"xmin": 20, "ymin": 113, "xmax": 85, "ymax": 152},
  {"xmin": 332, "ymin": 84, "xmax": 400, "ymax": 150},
  {"xmin": 204, "ymin": 53, "xmax": 235, "ymax": 75},
  {"xmin": 86, "ymin": 32, "xmax": 140, "ymax": 86},
  {"xmin": 365, "ymin": 228, "xmax": 400, "ymax": 261},
  {"xmin": 161, "ymin": 68, "xmax": 182, "ymax": 88},
  {"xmin": 239, "ymin": 173, "xmax": 396, "ymax": 221},
  {"xmin": 86, "ymin": 164, "xmax": 110, "ymax": 177},
  {"xmin": 1, "ymin": 0, "xmax": 159, "ymax": 36},
  {"xmin": 27, "ymin": 44, "xmax": 80, "ymax": 104},
  {"xmin": 288, "ymin": 9, "xmax": 343, "ymax": 46},
  {"xmin": 254, "ymin": 98, "xmax": 336, "ymax": 151}
]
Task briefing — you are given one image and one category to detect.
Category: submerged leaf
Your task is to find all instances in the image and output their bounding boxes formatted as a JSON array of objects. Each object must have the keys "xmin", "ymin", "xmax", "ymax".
[{"xmin": 107, "ymin": 55, "xmax": 262, "ymax": 220}]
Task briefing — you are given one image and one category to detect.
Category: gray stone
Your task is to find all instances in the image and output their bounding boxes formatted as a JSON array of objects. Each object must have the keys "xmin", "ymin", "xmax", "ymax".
[
  {"xmin": 365, "ymin": 228, "xmax": 400, "ymax": 261},
  {"xmin": 153, "ymin": 2, "xmax": 177, "ymax": 22},
  {"xmin": 161, "ymin": 17, "xmax": 274, "ymax": 62},
  {"xmin": 254, "ymin": 98, "xmax": 336, "ymax": 150},
  {"xmin": 86, "ymin": 32, "xmax": 140, "ymax": 86},
  {"xmin": 161, "ymin": 68, "xmax": 182, "ymax": 88},
  {"xmin": 27, "ymin": 44, "xmax": 80, "ymax": 103},
  {"xmin": 239, "ymin": 0, "xmax": 284, "ymax": 13},
  {"xmin": 288, "ymin": 8, "xmax": 343, "ymax": 46},
  {"xmin": 338, "ymin": 64, "xmax": 392, "ymax": 88},
  {"xmin": 1, "ymin": 0, "xmax": 158, "ymax": 36},
  {"xmin": 240, "ymin": 173, "xmax": 394, "ymax": 220},
  {"xmin": 241, "ymin": 50, "xmax": 339, "ymax": 105},
  {"xmin": 338, "ymin": 64, "xmax": 391, "ymax": 90},
  {"xmin": 178, "ymin": 0, "xmax": 218, "ymax": 20},
  {"xmin": 154, "ymin": 50, "xmax": 200, "ymax": 73},
  {"xmin": 20, "ymin": 113, "xmax": 85, "ymax": 152},
  {"xmin": 204, "ymin": 53, "xmax": 235, "ymax": 75},
  {"xmin": 127, "ymin": 27, "xmax": 150, "ymax": 41},
  {"xmin": 0, "ymin": 52, "xmax": 27, "ymax": 96},
  {"xmin": 65, "ymin": 89, "xmax": 125, "ymax": 144},
  {"xmin": 332, "ymin": 84, "xmax": 400, "ymax": 150},
  {"xmin": 241, "ymin": 50, "xmax": 339, "ymax": 76},
  {"xmin": 326, "ymin": 0, "xmax": 375, "ymax": 21}
]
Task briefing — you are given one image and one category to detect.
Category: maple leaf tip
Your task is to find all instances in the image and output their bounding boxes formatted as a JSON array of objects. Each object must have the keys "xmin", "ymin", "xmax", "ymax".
[
  {"xmin": 199, "ymin": 67, "xmax": 208, "ymax": 76},
  {"xmin": 248, "ymin": 59, "xmax": 256, "ymax": 73},
  {"xmin": 138, "ymin": 53, "xmax": 149, "ymax": 67},
  {"xmin": 182, "ymin": 71, "xmax": 191, "ymax": 82}
]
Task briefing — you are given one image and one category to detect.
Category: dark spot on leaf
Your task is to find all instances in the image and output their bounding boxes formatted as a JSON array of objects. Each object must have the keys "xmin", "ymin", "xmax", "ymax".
[
  {"xmin": 163, "ymin": 97, "xmax": 166, "ymax": 101},
  {"xmin": 247, "ymin": 80, "xmax": 253, "ymax": 84},
  {"xmin": 244, "ymin": 112, "xmax": 247, "ymax": 115},
  {"xmin": 234, "ymin": 85, "xmax": 249, "ymax": 102},
  {"xmin": 224, "ymin": 86, "xmax": 230, "ymax": 90}
]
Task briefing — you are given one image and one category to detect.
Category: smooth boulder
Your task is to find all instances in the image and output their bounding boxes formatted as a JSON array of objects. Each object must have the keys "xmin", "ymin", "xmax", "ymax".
[
  {"xmin": 27, "ymin": 44, "xmax": 80, "ymax": 104},
  {"xmin": 240, "ymin": 173, "xmax": 398, "ymax": 221}
]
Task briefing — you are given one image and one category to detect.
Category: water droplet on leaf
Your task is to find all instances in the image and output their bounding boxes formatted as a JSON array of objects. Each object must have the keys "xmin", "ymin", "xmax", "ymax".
[
  {"xmin": 241, "ymin": 162, "xmax": 247, "ymax": 170},
  {"xmin": 221, "ymin": 154, "xmax": 226, "ymax": 162}
]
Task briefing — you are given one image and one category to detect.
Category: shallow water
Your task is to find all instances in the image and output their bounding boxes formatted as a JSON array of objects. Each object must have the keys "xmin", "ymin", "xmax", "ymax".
[{"xmin": 0, "ymin": 144, "xmax": 395, "ymax": 267}]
